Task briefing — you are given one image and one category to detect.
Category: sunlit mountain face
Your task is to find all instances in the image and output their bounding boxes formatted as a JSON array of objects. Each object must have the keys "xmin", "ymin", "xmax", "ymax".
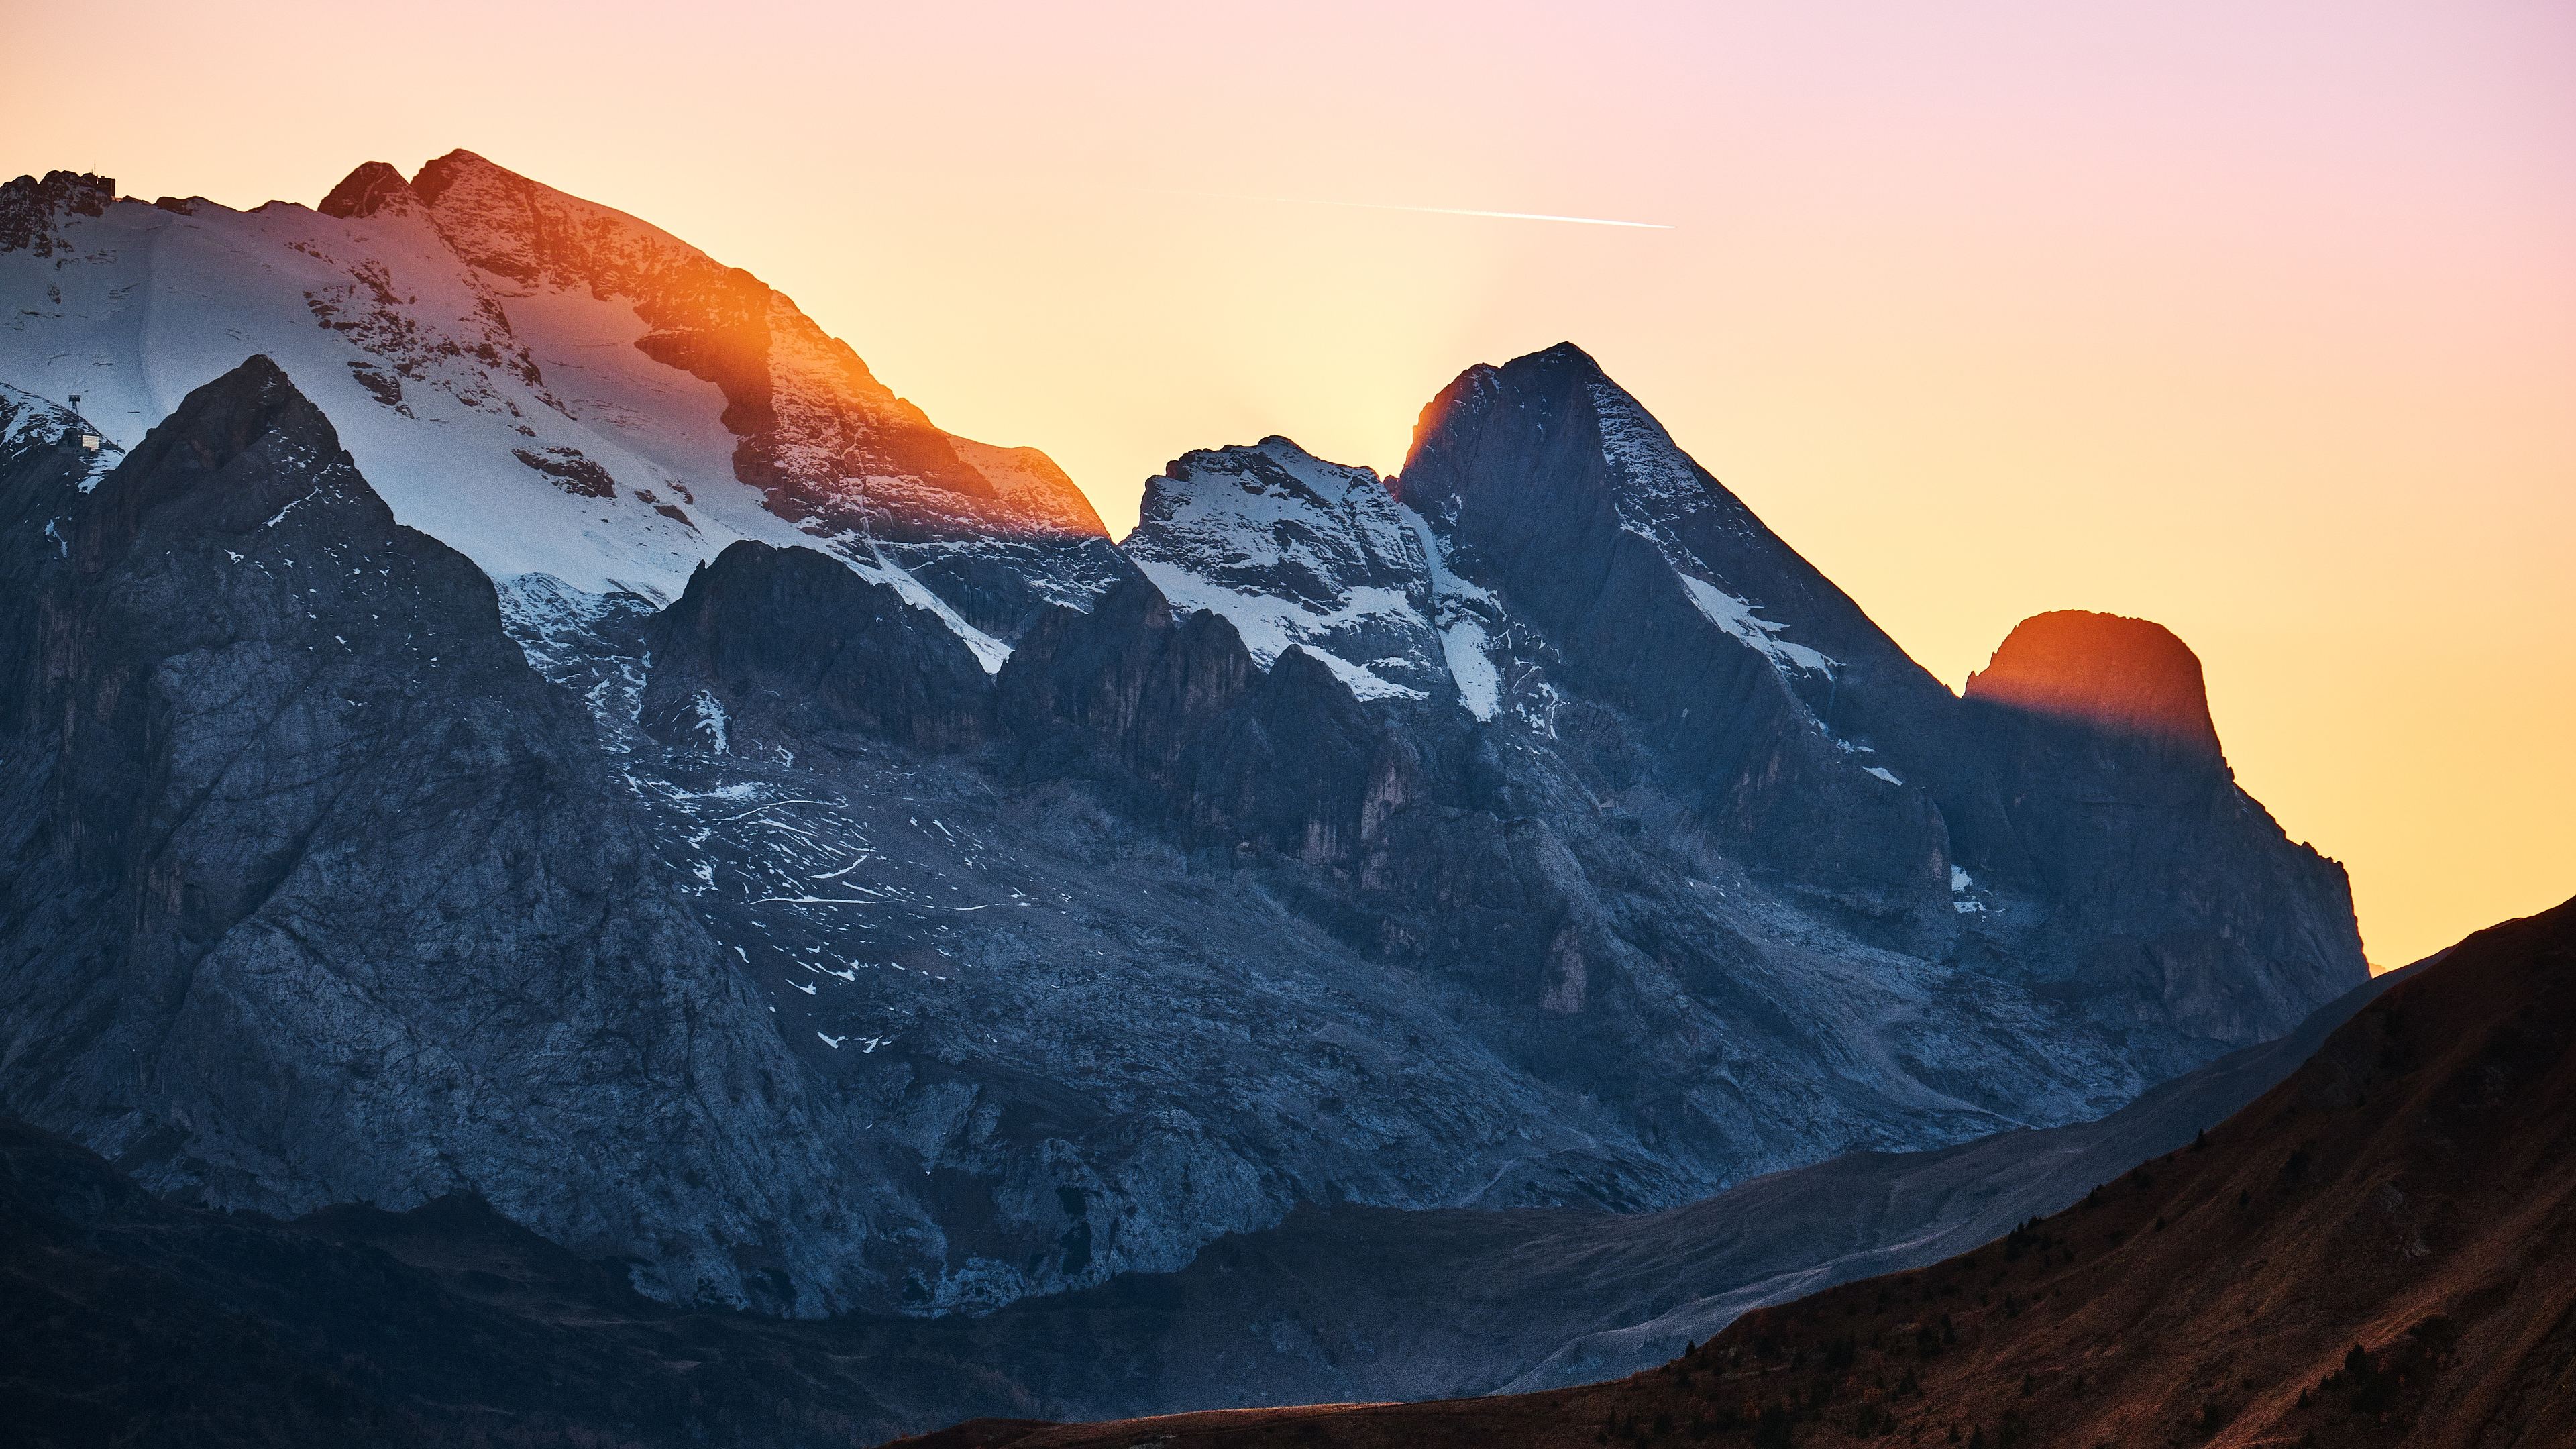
[
  {"xmin": 0, "ymin": 155, "xmax": 1122, "ymax": 657},
  {"xmin": 1964, "ymin": 610, "xmax": 2222, "ymax": 758}
]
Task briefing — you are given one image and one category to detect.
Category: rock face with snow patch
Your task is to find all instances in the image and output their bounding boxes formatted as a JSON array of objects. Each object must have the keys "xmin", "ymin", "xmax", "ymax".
[
  {"xmin": 0, "ymin": 170, "xmax": 113, "ymax": 256},
  {"xmin": 1121, "ymin": 439, "xmax": 1450, "ymax": 703},
  {"xmin": 641, "ymin": 539, "xmax": 998, "ymax": 755},
  {"xmin": 0, "ymin": 360, "xmax": 912, "ymax": 1316}
]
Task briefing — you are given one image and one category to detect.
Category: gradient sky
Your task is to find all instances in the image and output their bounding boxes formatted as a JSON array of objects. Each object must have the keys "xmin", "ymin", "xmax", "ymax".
[{"xmin": 11, "ymin": 1, "xmax": 2572, "ymax": 966}]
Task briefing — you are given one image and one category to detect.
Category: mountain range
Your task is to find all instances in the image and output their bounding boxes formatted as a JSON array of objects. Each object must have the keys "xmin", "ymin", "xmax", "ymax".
[{"xmin": 1, "ymin": 152, "xmax": 2363, "ymax": 1337}]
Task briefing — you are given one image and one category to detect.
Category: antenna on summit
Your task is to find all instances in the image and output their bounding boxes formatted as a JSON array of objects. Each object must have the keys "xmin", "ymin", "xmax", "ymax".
[{"xmin": 66, "ymin": 395, "xmax": 99, "ymax": 451}]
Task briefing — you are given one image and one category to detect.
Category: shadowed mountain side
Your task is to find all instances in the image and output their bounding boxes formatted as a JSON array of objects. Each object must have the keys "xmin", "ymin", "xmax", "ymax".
[
  {"xmin": 641, "ymin": 539, "xmax": 998, "ymax": 753},
  {"xmin": 868, "ymin": 955, "xmax": 2415, "ymax": 1419},
  {"xmin": 0, "ymin": 358, "xmax": 896, "ymax": 1317},
  {"xmin": 902, "ymin": 893, "xmax": 2576, "ymax": 1449},
  {"xmin": 0, "ymin": 945, "xmax": 2414, "ymax": 1448},
  {"xmin": 0, "ymin": 1116, "xmax": 1013, "ymax": 1448},
  {"xmin": 1389, "ymin": 345, "xmax": 2362, "ymax": 1063}
]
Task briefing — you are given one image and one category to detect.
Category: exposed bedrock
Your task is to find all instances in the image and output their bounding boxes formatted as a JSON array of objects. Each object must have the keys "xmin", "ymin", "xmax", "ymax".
[{"xmin": 0, "ymin": 358, "xmax": 905, "ymax": 1316}]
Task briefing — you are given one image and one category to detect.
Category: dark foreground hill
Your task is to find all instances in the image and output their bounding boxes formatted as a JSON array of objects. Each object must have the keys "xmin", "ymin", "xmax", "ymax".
[{"xmin": 900, "ymin": 893, "xmax": 2576, "ymax": 1448}]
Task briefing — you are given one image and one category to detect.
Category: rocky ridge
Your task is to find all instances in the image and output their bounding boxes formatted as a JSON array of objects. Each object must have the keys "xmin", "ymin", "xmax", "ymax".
[{"xmin": 0, "ymin": 153, "xmax": 1121, "ymax": 649}]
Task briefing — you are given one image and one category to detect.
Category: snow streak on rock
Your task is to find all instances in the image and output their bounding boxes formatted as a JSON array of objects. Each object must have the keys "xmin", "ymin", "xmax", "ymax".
[{"xmin": 1590, "ymin": 376, "xmax": 1837, "ymax": 680}]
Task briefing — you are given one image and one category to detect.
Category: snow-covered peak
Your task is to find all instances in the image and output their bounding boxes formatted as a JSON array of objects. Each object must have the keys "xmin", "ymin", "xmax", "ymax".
[
  {"xmin": 409, "ymin": 150, "xmax": 710, "ymax": 292},
  {"xmin": 406, "ymin": 150, "xmax": 1104, "ymax": 545},
  {"xmin": 1124, "ymin": 438, "xmax": 1448, "ymax": 703},
  {"xmin": 1128, "ymin": 438, "xmax": 1418, "ymax": 608},
  {"xmin": 0, "ymin": 152, "xmax": 1111, "ymax": 669}
]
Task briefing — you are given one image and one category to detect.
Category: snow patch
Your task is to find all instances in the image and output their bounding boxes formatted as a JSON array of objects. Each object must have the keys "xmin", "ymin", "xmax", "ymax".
[
  {"xmin": 1440, "ymin": 620, "xmax": 1501, "ymax": 721},
  {"xmin": 841, "ymin": 542, "xmax": 1012, "ymax": 672},
  {"xmin": 1679, "ymin": 574, "xmax": 1837, "ymax": 676},
  {"xmin": 1400, "ymin": 502, "xmax": 1507, "ymax": 720},
  {"xmin": 686, "ymin": 691, "xmax": 731, "ymax": 754},
  {"xmin": 1135, "ymin": 562, "xmax": 1428, "ymax": 700},
  {"xmin": 1124, "ymin": 439, "xmax": 1449, "ymax": 704}
]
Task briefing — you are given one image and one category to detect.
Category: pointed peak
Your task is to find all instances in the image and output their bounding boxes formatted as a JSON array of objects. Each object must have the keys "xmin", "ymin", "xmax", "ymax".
[
  {"xmin": 317, "ymin": 161, "xmax": 417, "ymax": 221},
  {"xmin": 121, "ymin": 355, "xmax": 338, "ymax": 478},
  {"xmin": 78, "ymin": 356, "xmax": 360, "ymax": 570},
  {"xmin": 409, "ymin": 149, "xmax": 504, "ymax": 205},
  {"xmin": 1966, "ymin": 610, "xmax": 2222, "ymax": 757},
  {"xmin": 1401, "ymin": 342, "xmax": 1630, "ymax": 480},
  {"xmin": 1515, "ymin": 340, "xmax": 1606, "ymax": 374},
  {"xmin": 1399, "ymin": 339, "xmax": 1716, "ymax": 533}
]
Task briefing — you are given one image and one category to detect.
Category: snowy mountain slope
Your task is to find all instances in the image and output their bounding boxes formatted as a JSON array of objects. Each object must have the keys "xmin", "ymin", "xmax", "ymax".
[
  {"xmin": 392, "ymin": 150, "xmax": 1104, "ymax": 548},
  {"xmin": 0, "ymin": 158, "xmax": 1114, "ymax": 663}
]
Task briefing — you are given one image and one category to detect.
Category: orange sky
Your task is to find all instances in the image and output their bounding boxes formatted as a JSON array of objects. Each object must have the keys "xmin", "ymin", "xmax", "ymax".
[{"xmin": 10, "ymin": 1, "xmax": 2572, "ymax": 967}]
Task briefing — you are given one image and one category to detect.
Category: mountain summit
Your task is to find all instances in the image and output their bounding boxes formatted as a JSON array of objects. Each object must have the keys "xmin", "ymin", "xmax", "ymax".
[{"xmin": 1967, "ymin": 608, "xmax": 2222, "ymax": 757}]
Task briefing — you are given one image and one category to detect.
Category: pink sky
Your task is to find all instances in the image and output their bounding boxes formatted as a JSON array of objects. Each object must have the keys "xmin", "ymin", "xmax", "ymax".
[{"xmin": 11, "ymin": 1, "xmax": 2573, "ymax": 964}]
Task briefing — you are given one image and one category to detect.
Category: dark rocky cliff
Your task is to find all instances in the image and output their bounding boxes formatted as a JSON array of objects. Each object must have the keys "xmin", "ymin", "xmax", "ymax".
[
  {"xmin": 1396, "ymin": 344, "xmax": 1964, "ymax": 902},
  {"xmin": 641, "ymin": 539, "xmax": 997, "ymax": 755},
  {"xmin": 0, "ymin": 358, "xmax": 898, "ymax": 1314},
  {"xmin": 1391, "ymin": 344, "xmax": 2362, "ymax": 1062},
  {"xmin": 1960, "ymin": 609, "xmax": 2363, "ymax": 1046}
]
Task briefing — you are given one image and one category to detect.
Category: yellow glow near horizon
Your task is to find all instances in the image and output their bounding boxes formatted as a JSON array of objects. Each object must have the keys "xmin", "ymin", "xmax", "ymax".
[{"xmin": 9, "ymin": 1, "xmax": 2571, "ymax": 967}]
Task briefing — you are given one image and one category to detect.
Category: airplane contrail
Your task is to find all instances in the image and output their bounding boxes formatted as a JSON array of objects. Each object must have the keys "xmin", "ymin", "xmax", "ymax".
[{"xmin": 1174, "ymin": 191, "xmax": 1674, "ymax": 230}]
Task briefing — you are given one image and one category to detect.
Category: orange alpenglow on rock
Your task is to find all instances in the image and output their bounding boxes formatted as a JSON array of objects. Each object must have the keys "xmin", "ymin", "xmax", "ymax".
[{"xmin": 1964, "ymin": 609, "xmax": 2223, "ymax": 758}]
